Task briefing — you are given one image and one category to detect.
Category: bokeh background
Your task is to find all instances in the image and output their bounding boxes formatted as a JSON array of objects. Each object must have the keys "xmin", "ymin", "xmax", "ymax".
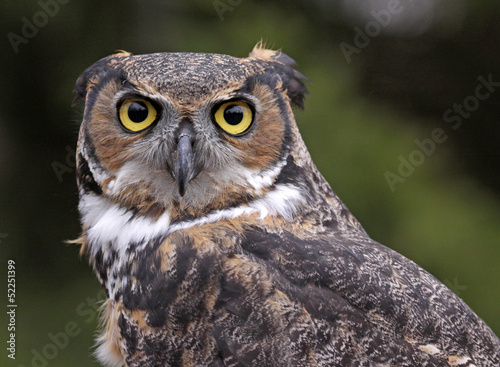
[{"xmin": 1, "ymin": 1, "xmax": 499, "ymax": 366}]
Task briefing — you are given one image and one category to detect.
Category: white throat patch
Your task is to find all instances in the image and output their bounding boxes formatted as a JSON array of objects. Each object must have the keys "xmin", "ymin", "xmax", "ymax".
[{"xmin": 80, "ymin": 182, "xmax": 306, "ymax": 257}]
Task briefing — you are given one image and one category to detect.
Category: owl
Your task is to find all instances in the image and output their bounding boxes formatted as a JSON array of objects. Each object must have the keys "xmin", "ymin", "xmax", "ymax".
[{"xmin": 73, "ymin": 44, "xmax": 500, "ymax": 367}]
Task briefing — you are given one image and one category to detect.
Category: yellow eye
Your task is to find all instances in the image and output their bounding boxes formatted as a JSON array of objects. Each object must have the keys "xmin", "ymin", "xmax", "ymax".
[
  {"xmin": 214, "ymin": 101, "xmax": 253, "ymax": 135},
  {"xmin": 119, "ymin": 98, "xmax": 158, "ymax": 132}
]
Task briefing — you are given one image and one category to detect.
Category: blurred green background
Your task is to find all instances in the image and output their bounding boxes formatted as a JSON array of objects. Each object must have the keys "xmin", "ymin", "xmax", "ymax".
[{"xmin": 0, "ymin": 1, "xmax": 499, "ymax": 366}]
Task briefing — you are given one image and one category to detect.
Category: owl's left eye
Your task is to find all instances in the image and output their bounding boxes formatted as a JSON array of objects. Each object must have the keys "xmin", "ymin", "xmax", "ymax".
[
  {"xmin": 119, "ymin": 98, "xmax": 158, "ymax": 132},
  {"xmin": 213, "ymin": 101, "xmax": 253, "ymax": 136}
]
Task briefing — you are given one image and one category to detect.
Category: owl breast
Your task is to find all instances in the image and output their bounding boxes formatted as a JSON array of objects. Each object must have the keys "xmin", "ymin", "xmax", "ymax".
[{"xmin": 89, "ymin": 214, "xmax": 321, "ymax": 367}]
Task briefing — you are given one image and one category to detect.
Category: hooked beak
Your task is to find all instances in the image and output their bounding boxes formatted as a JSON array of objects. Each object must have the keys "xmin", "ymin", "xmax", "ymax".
[{"xmin": 172, "ymin": 123, "xmax": 197, "ymax": 197}]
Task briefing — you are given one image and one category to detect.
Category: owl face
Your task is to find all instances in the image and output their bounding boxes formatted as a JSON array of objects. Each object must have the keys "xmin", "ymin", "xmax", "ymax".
[{"xmin": 75, "ymin": 47, "xmax": 308, "ymax": 219}]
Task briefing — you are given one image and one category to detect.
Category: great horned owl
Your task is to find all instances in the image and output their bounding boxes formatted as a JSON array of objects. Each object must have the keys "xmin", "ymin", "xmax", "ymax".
[{"xmin": 73, "ymin": 45, "xmax": 500, "ymax": 367}]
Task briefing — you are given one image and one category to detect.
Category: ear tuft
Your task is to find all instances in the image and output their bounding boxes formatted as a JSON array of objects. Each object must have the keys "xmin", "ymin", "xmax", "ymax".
[
  {"xmin": 249, "ymin": 40, "xmax": 278, "ymax": 61},
  {"xmin": 249, "ymin": 42, "xmax": 309, "ymax": 109},
  {"xmin": 72, "ymin": 51, "xmax": 132, "ymax": 106},
  {"xmin": 285, "ymin": 69, "xmax": 309, "ymax": 110},
  {"xmin": 112, "ymin": 50, "xmax": 132, "ymax": 58}
]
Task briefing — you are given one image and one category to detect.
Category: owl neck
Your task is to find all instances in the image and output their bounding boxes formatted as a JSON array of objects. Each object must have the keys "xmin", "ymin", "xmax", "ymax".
[{"xmin": 284, "ymin": 123, "xmax": 367, "ymax": 234}]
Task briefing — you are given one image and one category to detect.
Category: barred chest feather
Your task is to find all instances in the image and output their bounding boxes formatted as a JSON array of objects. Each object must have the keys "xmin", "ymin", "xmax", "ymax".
[{"xmin": 79, "ymin": 182, "xmax": 329, "ymax": 367}]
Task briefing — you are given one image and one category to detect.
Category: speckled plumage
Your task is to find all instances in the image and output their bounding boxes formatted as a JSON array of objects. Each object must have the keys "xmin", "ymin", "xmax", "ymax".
[{"xmin": 74, "ymin": 45, "xmax": 500, "ymax": 367}]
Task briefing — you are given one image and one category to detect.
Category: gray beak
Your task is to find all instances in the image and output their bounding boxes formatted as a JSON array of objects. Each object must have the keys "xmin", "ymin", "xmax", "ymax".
[{"xmin": 172, "ymin": 123, "xmax": 197, "ymax": 197}]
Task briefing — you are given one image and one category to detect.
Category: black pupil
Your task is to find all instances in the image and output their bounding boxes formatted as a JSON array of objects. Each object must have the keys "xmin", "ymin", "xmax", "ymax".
[
  {"xmin": 223, "ymin": 105, "xmax": 244, "ymax": 125},
  {"xmin": 128, "ymin": 101, "xmax": 149, "ymax": 123}
]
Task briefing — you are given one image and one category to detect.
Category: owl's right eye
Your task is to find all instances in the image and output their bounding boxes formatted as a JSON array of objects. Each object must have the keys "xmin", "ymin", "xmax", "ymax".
[{"xmin": 119, "ymin": 98, "xmax": 158, "ymax": 132}]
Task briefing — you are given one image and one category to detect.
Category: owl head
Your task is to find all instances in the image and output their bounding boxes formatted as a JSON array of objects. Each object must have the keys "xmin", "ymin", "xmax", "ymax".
[{"xmin": 74, "ymin": 44, "xmax": 311, "ymax": 223}]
